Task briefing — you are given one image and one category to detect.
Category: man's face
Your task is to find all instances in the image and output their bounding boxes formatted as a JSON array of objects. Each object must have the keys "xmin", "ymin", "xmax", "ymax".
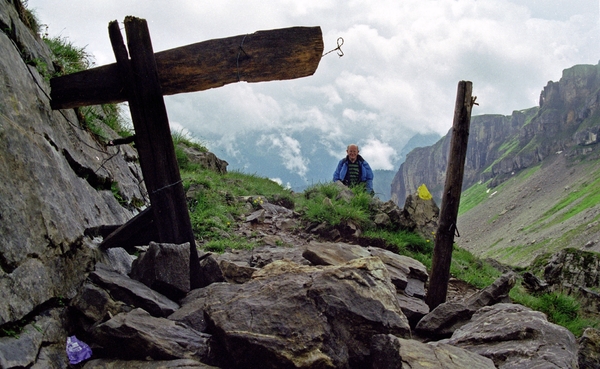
[{"xmin": 347, "ymin": 146, "xmax": 359, "ymax": 162}]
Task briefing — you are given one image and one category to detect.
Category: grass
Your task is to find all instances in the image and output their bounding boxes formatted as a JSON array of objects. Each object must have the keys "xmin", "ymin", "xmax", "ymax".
[{"xmin": 510, "ymin": 283, "xmax": 598, "ymax": 336}]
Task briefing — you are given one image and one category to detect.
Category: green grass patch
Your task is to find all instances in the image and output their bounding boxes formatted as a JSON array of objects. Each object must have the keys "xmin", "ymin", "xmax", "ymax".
[
  {"xmin": 510, "ymin": 284, "xmax": 599, "ymax": 336},
  {"xmin": 296, "ymin": 183, "xmax": 374, "ymax": 228}
]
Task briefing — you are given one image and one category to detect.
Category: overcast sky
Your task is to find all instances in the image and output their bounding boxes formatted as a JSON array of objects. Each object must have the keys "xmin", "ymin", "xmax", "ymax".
[{"xmin": 27, "ymin": 0, "xmax": 600, "ymax": 173}]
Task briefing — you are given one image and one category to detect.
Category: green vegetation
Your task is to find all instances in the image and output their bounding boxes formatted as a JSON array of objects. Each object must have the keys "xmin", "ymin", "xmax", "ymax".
[
  {"xmin": 174, "ymin": 138, "xmax": 600, "ymax": 335},
  {"xmin": 510, "ymin": 284, "xmax": 598, "ymax": 336},
  {"xmin": 296, "ymin": 183, "xmax": 374, "ymax": 228}
]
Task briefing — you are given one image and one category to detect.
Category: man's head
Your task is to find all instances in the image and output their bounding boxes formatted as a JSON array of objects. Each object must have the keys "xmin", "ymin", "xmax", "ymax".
[{"xmin": 346, "ymin": 144, "xmax": 359, "ymax": 162}]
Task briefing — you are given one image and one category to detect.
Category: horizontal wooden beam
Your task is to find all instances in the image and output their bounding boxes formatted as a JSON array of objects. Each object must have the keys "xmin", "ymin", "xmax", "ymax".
[{"xmin": 50, "ymin": 26, "xmax": 324, "ymax": 109}]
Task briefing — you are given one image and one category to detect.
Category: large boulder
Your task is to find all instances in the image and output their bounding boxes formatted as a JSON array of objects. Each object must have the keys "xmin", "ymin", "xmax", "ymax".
[
  {"xmin": 183, "ymin": 257, "xmax": 411, "ymax": 368},
  {"xmin": 91, "ymin": 308, "xmax": 214, "ymax": 363},
  {"xmin": 444, "ymin": 303, "xmax": 579, "ymax": 369}
]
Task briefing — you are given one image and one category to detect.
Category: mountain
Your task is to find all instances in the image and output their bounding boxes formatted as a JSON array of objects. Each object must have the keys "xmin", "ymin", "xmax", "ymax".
[{"xmin": 391, "ymin": 62, "xmax": 600, "ymax": 265}]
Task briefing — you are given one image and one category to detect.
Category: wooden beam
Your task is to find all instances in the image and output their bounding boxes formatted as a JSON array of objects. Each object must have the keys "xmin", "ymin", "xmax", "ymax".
[
  {"xmin": 99, "ymin": 207, "xmax": 158, "ymax": 252},
  {"xmin": 108, "ymin": 17, "xmax": 202, "ymax": 288},
  {"xmin": 51, "ymin": 26, "xmax": 324, "ymax": 109},
  {"xmin": 425, "ymin": 81, "xmax": 474, "ymax": 311}
]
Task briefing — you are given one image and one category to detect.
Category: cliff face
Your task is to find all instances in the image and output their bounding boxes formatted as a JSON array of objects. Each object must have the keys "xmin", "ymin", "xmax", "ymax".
[
  {"xmin": 392, "ymin": 62, "xmax": 600, "ymax": 207},
  {"xmin": 0, "ymin": 0, "xmax": 145, "ymax": 326}
]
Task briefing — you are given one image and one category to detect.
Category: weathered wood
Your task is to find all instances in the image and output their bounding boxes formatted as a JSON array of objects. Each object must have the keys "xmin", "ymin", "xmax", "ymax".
[
  {"xmin": 109, "ymin": 17, "xmax": 201, "ymax": 288},
  {"xmin": 50, "ymin": 26, "xmax": 324, "ymax": 109},
  {"xmin": 425, "ymin": 81, "xmax": 474, "ymax": 311},
  {"xmin": 99, "ymin": 207, "xmax": 157, "ymax": 252}
]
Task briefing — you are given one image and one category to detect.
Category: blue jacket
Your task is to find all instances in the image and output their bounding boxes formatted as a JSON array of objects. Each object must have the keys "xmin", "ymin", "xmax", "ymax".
[{"xmin": 333, "ymin": 155, "xmax": 374, "ymax": 193}]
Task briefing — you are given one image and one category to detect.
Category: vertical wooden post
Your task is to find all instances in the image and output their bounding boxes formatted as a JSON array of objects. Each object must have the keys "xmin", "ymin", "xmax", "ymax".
[
  {"xmin": 108, "ymin": 17, "xmax": 201, "ymax": 288},
  {"xmin": 425, "ymin": 81, "xmax": 474, "ymax": 310}
]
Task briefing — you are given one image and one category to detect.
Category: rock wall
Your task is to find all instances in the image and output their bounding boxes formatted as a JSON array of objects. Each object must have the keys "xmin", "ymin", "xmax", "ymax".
[
  {"xmin": 392, "ymin": 62, "xmax": 600, "ymax": 207},
  {"xmin": 0, "ymin": 0, "xmax": 145, "ymax": 326}
]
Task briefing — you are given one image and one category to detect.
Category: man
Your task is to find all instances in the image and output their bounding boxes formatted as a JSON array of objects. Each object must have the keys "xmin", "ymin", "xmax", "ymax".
[{"xmin": 333, "ymin": 144, "xmax": 374, "ymax": 194}]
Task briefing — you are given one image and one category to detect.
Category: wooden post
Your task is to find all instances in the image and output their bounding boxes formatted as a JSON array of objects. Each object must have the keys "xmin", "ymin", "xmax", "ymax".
[
  {"xmin": 425, "ymin": 81, "xmax": 474, "ymax": 310},
  {"xmin": 108, "ymin": 17, "xmax": 201, "ymax": 288}
]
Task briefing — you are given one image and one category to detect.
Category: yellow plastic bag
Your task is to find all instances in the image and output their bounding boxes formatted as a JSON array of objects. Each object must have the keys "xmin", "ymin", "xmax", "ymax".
[{"xmin": 417, "ymin": 184, "xmax": 432, "ymax": 200}]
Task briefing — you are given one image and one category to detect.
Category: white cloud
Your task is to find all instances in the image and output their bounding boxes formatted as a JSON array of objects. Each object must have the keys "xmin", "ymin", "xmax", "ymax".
[
  {"xmin": 259, "ymin": 134, "xmax": 310, "ymax": 178},
  {"xmin": 29, "ymin": 0, "xmax": 600, "ymax": 180},
  {"xmin": 359, "ymin": 139, "xmax": 398, "ymax": 170}
]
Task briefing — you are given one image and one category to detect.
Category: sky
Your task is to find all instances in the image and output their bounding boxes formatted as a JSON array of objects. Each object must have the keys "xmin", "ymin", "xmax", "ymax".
[{"xmin": 27, "ymin": 0, "xmax": 600, "ymax": 182}]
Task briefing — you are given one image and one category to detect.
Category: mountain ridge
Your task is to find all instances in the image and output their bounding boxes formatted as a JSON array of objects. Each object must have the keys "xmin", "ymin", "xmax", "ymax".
[{"xmin": 392, "ymin": 62, "xmax": 600, "ymax": 265}]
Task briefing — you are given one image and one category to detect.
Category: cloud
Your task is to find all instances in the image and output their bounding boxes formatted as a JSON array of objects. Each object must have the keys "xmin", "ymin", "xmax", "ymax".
[
  {"xmin": 359, "ymin": 138, "xmax": 398, "ymax": 170},
  {"xmin": 30, "ymin": 0, "xmax": 600, "ymax": 182},
  {"xmin": 259, "ymin": 134, "xmax": 310, "ymax": 178}
]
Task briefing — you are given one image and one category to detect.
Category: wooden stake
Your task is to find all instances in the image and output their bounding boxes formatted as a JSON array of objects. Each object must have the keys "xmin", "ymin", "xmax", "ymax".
[
  {"xmin": 108, "ymin": 17, "xmax": 202, "ymax": 288},
  {"xmin": 425, "ymin": 81, "xmax": 474, "ymax": 310}
]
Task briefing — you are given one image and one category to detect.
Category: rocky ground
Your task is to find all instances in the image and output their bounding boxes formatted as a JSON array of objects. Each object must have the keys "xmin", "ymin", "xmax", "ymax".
[{"xmin": 224, "ymin": 200, "xmax": 480, "ymax": 301}]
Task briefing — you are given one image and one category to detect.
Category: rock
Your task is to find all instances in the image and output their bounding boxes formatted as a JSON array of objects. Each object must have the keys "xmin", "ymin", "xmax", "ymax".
[
  {"xmin": 0, "ymin": 0, "xmax": 146, "ymax": 326},
  {"xmin": 0, "ymin": 308, "xmax": 67, "ymax": 369},
  {"xmin": 371, "ymin": 334, "xmax": 496, "ymax": 369},
  {"xmin": 100, "ymin": 247, "xmax": 135, "ymax": 276},
  {"xmin": 198, "ymin": 253, "xmax": 226, "ymax": 288},
  {"xmin": 579, "ymin": 327, "xmax": 600, "ymax": 369},
  {"xmin": 199, "ymin": 258, "xmax": 410, "ymax": 368},
  {"xmin": 367, "ymin": 246, "xmax": 428, "ymax": 297},
  {"xmin": 544, "ymin": 248, "xmax": 600, "ymax": 288},
  {"xmin": 217, "ymin": 260, "xmax": 257, "ymax": 284},
  {"xmin": 521, "ymin": 271, "xmax": 549, "ymax": 294},
  {"xmin": 83, "ymin": 358, "xmax": 219, "ymax": 368},
  {"xmin": 416, "ymin": 273, "xmax": 515, "ymax": 338},
  {"xmin": 70, "ymin": 282, "xmax": 129, "ymax": 326},
  {"xmin": 89, "ymin": 263, "xmax": 179, "ymax": 317},
  {"xmin": 302, "ymin": 241, "xmax": 371, "ymax": 265},
  {"xmin": 179, "ymin": 145, "xmax": 228, "ymax": 174},
  {"xmin": 92, "ymin": 308, "xmax": 214, "ymax": 363},
  {"xmin": 444, "ymin": 303, "xmax": 579, "ymax": 369},
  {"xmin": 130, "ymin": 242, "xmax": 191, "ymax": 301},
  {"xmin": 403, "ymin": 191, "xmax": 440, "ymax": 239},
  {"xmin": 396, "ymin": 293, "xmax": 430, "ymax": 328}
]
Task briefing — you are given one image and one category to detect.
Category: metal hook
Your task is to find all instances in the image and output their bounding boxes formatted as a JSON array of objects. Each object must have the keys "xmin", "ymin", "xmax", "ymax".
[{"xmin": 323, "ymin": 37, "xmax": 344, "ymax": 58}]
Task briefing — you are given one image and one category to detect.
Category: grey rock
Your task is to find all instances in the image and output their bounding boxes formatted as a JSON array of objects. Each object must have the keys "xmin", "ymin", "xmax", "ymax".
[
  {"xmin": 89, "ymin": 263, "xmax": 179, "ymax": 317},
  {"xmin": 130, "ymin": 242, "xmax": 191, "ymax": 300},
  {"xmin": 579, "ymin": 327, "xmax": 600, "ymax": 369},
  {"xmin": 445, "ymin": 303, "xmax": 579, "ymax": 369},
  {"xmin": 0, "ymin": 0, "xmax": 146, "ymax": 327},
  {"xmin": 100, "ymin": 247, "xmax": 134, "ymax": 276},
  {"xmin": 403, "ymin": 191, "xmax": 440, "ymax": 239},
  {"xmin": 92, "ymin": 308, "xmax": 213, "ymax": 362},
  {"xmin": 198, "ymin": 253, "xmax": 226, "ymax": 287},
  {"xmin": 371, "ymin": 334, "xmax": 496, "ymax": 369},
  {"xmin": 70, "ymin": 282, "xmax": 129, "ymax": 326},
  {"xmin": 367, "ymin": 246, "xmax": 428, "ymax": 296},
  {"xmin": 179, "ymin": 145, "xmax": 228, "ymax": 174},
  {"xmin": 218, "ymin": 260, "xmax": 258, "ymax": 284},
  {"xmin": 416, "ymin": 273, "xmax": 516, "ymax": 338},
  {"xmin": 200, "ymin": 257, "xmax": 410, "ymax": 368},
  {"xmin": 302, "ymin": 241, "xmax": 371, "ymax": 265},
  {"xmin": 397, "ymin": 293, "xmax": 430, "ymax": 328}
]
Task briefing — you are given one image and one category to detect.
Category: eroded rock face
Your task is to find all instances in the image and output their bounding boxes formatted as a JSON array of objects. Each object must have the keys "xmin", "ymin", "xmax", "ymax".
[{"xmin": 0, "ymin": 0, "xmax": 146, "ymax": 326}]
